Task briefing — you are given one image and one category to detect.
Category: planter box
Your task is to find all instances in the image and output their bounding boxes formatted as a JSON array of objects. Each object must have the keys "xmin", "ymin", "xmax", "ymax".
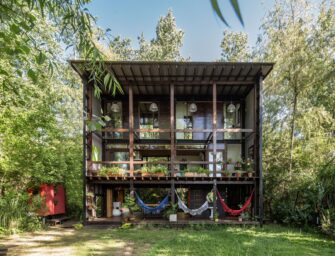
[
  {"xmin": 169, "ymin": 214, "xmax": 177, "ymax": 222},
  {"xmin": 184, "ymin": 172, "xmax": 207, "ymax": 177}
]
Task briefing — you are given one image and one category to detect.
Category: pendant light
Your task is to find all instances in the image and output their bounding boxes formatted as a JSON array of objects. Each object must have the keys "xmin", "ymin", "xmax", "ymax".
[
  {"xmin": 188, "ymin": 102, "xmax": 197, "ymax": 113},
  {"xmin": 227, "ymin": 102, "xmax": 236, "ymax": 113},
  {"xmin": 111, "ymin": 102, "xmax": 120, "ymax": 113},
  {"xmin": 149, "ymin": 102, "xmax": 158, "ymax": 112}
]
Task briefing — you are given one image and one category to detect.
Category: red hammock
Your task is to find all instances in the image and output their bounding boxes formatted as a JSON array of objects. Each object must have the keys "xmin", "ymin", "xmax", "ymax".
[{"xmin": 217, "ymin": 189, "xmax": 255, "ymax": 216}]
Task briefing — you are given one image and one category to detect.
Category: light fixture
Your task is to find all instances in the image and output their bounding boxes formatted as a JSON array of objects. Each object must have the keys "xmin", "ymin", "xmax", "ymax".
[
  {"xmin": 149, "ymin": 102, "xmax": 158, "ymax": 112},
  {"xmin": 188, "ymin": 103, "xmax": 197, "ymax": 113},
  {"xmin": 111, "ymin": 102, "xmax": 120, "ymax": 113},
  {"xmin": 227, "ymin": 102, "xmax": 236, "ymax": 113}
]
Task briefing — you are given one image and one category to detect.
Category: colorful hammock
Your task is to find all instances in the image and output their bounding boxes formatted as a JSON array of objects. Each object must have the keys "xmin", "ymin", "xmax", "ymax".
[
  {"xmin": 135, "ymin": 193, "xmax": 169, "ymax": 214},
  {"xmin": 175, "ymin": 191, "xmax": 209, "ymax": 216},
  {"xmin": 217, "ymin": 189, "xmax": 255, "ymax": 216}
]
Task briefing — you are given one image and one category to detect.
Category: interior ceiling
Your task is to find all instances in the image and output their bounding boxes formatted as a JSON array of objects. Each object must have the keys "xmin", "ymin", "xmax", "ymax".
[{"xmin": 70, "ymin": 61, "xmax": 274, "ymax": 97}]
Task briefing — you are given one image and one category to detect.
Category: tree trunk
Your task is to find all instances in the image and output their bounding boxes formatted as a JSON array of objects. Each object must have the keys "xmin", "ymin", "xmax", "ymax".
[{"xmin": 289, "ymin": 89, "xmax": 298, "ymax": 176}]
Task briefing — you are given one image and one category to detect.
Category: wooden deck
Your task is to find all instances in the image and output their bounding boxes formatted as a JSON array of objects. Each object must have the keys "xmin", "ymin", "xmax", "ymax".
[{"xmin": 86, "ymin": 217, "xmax": 259, "ymax": 227}]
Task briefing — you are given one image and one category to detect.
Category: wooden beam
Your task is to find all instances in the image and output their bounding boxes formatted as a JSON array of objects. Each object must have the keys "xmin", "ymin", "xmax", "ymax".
[{"xmin": 129, "ymin": 85, "xmax": 134, "ymax": 177}]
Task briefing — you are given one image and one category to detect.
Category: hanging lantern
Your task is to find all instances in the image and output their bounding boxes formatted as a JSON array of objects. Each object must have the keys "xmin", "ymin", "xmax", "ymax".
[
  {"xmin": 227, "ymin": 102, "xmax": 236, "ymax": 113},
  {"xmin": 149, "ymin": 102, "xmax": 158, "ymax": 112},
  {"xmin": 111, "ymin": 102, "xmax": 120, "ymax": 113},
  {"xmin": 188, "ymin": 103, "xmax": 197, "ymax": 113}
]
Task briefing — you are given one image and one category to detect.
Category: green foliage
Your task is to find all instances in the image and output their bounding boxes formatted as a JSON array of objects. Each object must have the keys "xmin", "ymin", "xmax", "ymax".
[
  {"xmin": 73, "ymin": 223, "xmax": 84, "ymax": 230},
  {"xmin": 188, "ymin": 166, "xmax": 210, "ymax": 175},
  {"xmin": 164, "ymin": 203, "xmax": 178, "ymax": 218},
  {"xmin": 97, "ymin": 166, "xmax": 124, "ymax": 177},
  {"xmin": 141, "ymin": 165, "xmax": 169, "ymax": 175},
  {"xmin": 124, "ymin": 193, "xmax": 140, "ymax": 213},
  {"xmin": 0, "ymin": 191, "xmax": 43, "ymax": 233},
  {"xmin": 220, "ymin": 30, "xmax": 251, "ymax": 61}
]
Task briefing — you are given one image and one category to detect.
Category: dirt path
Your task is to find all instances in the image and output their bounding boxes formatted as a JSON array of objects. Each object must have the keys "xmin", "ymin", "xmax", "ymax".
[{"xmin": 1, "ymin": 228, "xmax": 76, "ymax": 256}]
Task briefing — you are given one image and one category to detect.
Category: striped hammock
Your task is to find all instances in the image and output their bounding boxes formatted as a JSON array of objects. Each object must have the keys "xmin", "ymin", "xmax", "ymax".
[{"xmin": 175, "ymin": 191, "xmax": 209, "ymax": 216}]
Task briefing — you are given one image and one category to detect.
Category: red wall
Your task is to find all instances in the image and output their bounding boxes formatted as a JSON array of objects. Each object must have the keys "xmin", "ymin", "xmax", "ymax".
[{"xmin": 39, "ymin": 184, "xmax": 66, "ymax": 216}]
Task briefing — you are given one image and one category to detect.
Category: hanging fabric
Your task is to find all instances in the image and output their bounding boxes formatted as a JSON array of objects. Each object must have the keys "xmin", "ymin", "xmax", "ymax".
[
  {"xmin": 175, "ymin": 190, "xmax": 209, "ymax": 216},
  {"xmin": 135, "ymin": 192, "xmax": 169, "ymax": 214},
  {"xmin": 217, "ymin": 189, "xmax": 255, "ymax": 216}
]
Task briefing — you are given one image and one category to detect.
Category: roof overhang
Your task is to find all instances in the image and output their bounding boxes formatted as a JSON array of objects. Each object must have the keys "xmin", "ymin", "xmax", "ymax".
[{"xmin": 70, "ymin": 61, "xmax": 274, "ymax": 98}]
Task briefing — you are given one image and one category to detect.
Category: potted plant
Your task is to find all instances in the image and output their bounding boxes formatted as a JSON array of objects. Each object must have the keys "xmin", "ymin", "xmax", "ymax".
[
  {"xmin": 235, "ymin": 159, "xmax": 242, "ymax": 170},
  {"xmin": 244, "ymin": 158, "xmax": 254, "ymax": 178},
  {"xmin": 140, "ymin": 166, "xmax": 151, "ymax": 177},
  {"xmin": 185, "ymin": 167, "xmax": 209, "ymax": 177},
  {"xmin": 164, "ymin": 203, "xmax": 178, "ymax": 222},
  {"xmin": 150, "ymin": 165, "xmax": 168, "ymax": 177},
  {"xmin": 97, "ymin": 166, "xmax": 124, "ymax": 177},
  {"xmin": 124, "ymin": 193, "xmax": 141, "ymax": 221}
]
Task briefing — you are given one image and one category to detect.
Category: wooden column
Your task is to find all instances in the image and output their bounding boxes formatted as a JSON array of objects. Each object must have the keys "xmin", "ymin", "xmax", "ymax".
[
  {"xmin": 212, "ymin": 82, "xmax": 217, "ymax": 220},
  {"xmin": 129, "ymin": 85, "xmax": 134, "ymax": 178},
  {"xmin": 170, "ymin": 84, "xmax": 175, "ymax": 204},
  {"xmin": 82, "ymin": 76, "xmax": 89, "ymax": 224},
  {"xmin": 257, "ymin": 74, "xmax": 264, "ymax": 226},
  {"xmin": 253, "ymin": 83, "xmax": 258, "ymax": 219}
]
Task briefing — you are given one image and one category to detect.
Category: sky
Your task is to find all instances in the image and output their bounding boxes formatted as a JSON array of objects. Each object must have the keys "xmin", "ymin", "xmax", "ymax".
[{"xmin": 86, "ymin": 0, "xmax": 276, "ymax": 61}]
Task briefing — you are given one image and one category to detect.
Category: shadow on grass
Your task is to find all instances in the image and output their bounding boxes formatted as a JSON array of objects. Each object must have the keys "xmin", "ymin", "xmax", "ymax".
[{"xmin": 3, "ymin": 224, "xmax": 335, "ymax": 256}]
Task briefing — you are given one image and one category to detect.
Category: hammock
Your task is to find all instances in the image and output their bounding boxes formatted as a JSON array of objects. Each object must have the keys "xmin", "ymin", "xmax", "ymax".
[
  {"xmin": 175, "ymin": 191, "xmax": 209, "ymax": 216},
  {"xmin": 135, "ymin": 192, "xmax": 169, "ymax": 214},
  {"xmin": 217, "ymin": 189, "xmax": 255, "ymax": 216}
]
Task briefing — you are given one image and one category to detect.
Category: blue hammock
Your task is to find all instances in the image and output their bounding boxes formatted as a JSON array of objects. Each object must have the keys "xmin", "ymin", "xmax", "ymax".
[{"xmin": 135, "ymin": 193, "xmax": 169, "ymax": 214}]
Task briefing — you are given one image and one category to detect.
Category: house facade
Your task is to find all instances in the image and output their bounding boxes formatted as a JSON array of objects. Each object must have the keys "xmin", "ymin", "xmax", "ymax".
[{"xmin": 71, "ymin": 61, "xmax": 273, "ymax": 225}]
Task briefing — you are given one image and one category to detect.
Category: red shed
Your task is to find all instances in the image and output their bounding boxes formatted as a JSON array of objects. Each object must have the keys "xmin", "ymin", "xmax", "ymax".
[{"xmin": 29, "ymin": 184, "xmax": 66, "ymax": 216}]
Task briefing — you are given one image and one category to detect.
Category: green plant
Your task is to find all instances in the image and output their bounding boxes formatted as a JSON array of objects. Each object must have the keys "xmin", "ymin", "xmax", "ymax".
[
  {"xmin": 92, "ymin": 145, "xmax": 100, "ymax": 162},
  {"xmin": 141, "ymin": 165, "xmax": 168, "ymax": 175},
  {"xmin": 97, "ymin": 166, "xmax": 123, "ymax": 177},
  {"xmin": 74, "ymin": 223, "xmax": 83, "ymax": 230},
  {"xmin": 124, "ymin": 193, "xmax": 140, "ymax": 213},
  {"xmin": 164, "ymin": 203, "xmax": 178, "ymax": 219},
  {"xmin": 243, "ymin": 158, "xmax": 254, "ymax": 172},
  {"xmin": 189, "ymin": 166, "xmax": 209, "ymax": 175}
]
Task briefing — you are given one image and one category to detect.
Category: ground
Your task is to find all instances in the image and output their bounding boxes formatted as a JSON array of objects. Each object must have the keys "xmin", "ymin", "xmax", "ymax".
[{"xmin": 1, "ymin": 224, "xmax": 335, "ymax": 256}]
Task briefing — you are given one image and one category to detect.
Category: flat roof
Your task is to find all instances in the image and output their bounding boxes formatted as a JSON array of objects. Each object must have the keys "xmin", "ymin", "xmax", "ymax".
[{"xmin": 70, "ymin": 60, "xmax": 274, "ymax": 84}]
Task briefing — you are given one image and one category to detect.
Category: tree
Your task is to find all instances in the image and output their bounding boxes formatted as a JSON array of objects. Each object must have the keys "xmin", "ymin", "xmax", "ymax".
[
  {"xmin": 220, "ymin": 30, "xmax": 251, "ymax": 61},
  {"xmin": 258, "ymin": 0, "xmax": 335, "ymax": 227},
  {"xmin": 136, "ymin": 10, "xmax": 185, "ymax": 61}
]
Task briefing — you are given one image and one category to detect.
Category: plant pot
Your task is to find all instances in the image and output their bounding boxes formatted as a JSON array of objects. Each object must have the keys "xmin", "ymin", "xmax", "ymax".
[
  {"xmin": 247, "ymin": 172, "xmax": 253, "ymax": 178},
  {"xmin": 184, "ymin": 172, "xmax": 196, "ymax": 177},
  {"xmin": 153, "ymin": 172, "xmax": 165, "ymax": 177},
  {"xmin": 141, "ymin": 172, "xmax": 151, "ymax": 177},
  {"xmin": 169, "ymin": 214, "xmax": 177, "ymax": 222},
  {"xmin": 177, "ymin": 212, "xmax": 189, "ymax": 220},
  {"xmin": 238, "ymin": 216, "xmax": 243, "ymax": 222}
]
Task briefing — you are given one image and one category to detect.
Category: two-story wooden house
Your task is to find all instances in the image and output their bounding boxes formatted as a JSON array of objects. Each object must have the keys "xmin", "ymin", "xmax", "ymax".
[{"xmin": 70, "ymin": 61, "xmax": 273, "ymax": 225}]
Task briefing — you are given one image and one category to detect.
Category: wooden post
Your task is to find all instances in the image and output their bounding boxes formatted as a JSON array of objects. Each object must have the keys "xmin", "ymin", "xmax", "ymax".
[
  {"xmin": 82, "ymin": 76, "xmax": 89, "ymax": 224},
  {"xmin": 170, "ymin": 83, "xmax": 175, "ymax": 204},
  {"xmin": 257, "ymin": 74, "xmax": 264, "ymax": 226},
  {"xmin": 212, "ymin": 82, "xmax": 217, "ymax": 221},
  {"xmin": 213, "ymin": 83, "xmax": 217, "ymax": 177},
  {"xmin": 129, "ymin": 85, "xmax": 134, "ymax": 177}
]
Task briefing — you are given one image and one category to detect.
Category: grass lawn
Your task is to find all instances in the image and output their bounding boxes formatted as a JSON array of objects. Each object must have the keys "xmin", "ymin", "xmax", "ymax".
[{"xmin": 1, "ymin": 224, "xmax": 335, "ymax": 255}]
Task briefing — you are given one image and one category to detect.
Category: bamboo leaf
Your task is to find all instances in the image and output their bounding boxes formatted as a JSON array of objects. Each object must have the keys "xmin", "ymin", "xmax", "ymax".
[
  {"xmin": 229, "ymin": 0, "xmax": 244, "ymax": 26},
  {"xmin": 210, "ymin": 0, "xmax": 229, "ymax": 26}
]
